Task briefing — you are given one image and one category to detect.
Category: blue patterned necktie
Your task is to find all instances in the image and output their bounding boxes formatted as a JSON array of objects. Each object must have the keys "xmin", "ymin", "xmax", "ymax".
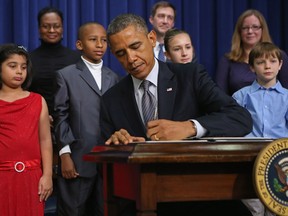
[
  {"xmin": 141, "ymin": 80, "xmax": 157, "ymax": 126},
  {"xmin": 158, "ymin": 44, "xmax": 165, "ymax": 62}
]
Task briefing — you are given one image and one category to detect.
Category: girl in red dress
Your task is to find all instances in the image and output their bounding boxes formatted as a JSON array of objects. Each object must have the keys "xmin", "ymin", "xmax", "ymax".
[{"xmin": 0, "ymin": 44, "xmax": 53, "ymax": 216}]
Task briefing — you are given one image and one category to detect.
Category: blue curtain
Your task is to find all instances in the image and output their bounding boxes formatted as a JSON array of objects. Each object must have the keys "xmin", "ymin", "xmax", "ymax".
[{"xmin": 1, "ymin": 0, "xmax": 287, "ymax": 78}]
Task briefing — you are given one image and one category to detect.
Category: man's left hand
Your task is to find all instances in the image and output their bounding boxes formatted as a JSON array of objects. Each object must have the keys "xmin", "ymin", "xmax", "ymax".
[{"xmin": 147, "ymin": 119, "xmax": 196, "ymax": 141}]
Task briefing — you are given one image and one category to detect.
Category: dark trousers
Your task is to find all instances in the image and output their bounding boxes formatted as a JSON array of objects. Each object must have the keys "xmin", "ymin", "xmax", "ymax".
[{"xmin": 57, "ymin": 174, "xmax": 103, "ymax": 216}]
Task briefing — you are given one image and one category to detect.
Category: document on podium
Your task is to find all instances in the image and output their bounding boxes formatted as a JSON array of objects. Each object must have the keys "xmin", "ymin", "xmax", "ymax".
[
  {"xmin": 195, "ymin": 137, "xmax": 275, "ymax": 142},
  {"xmin": 133, "ymin": 137, "xmax": 275, "ymax": 144}
]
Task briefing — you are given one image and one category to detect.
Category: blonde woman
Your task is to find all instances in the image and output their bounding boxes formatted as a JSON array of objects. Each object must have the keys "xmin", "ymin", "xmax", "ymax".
[{"xmin": 215, "ymin": 9, "xmax": 288, "ymax": 95}]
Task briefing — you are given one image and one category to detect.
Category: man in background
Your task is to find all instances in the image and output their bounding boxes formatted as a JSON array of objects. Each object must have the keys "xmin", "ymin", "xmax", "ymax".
[{"xmin": 149, "ymin": 1, "xmax": 176, "ymax": 62}]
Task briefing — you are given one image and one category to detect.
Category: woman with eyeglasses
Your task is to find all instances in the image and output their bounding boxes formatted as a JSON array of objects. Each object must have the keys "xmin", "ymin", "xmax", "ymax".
[
  {"xmin": 215, "ymin": 9, "xmax": 288, "ymax": 95},
  {"xmin": 216, "ymin": 9, "xmax": 280, "ymax": 216},
  {"xmin": 29, "ymin": 6, "xmax": 81, "ymax": 116}
]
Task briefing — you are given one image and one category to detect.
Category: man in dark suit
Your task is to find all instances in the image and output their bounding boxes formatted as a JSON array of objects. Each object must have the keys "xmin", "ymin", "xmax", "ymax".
[
  {"xmin": 100, "ymin": 13, "xmax": 252, "ymax": 145},
  {"xmin": 100, "ymin": 14, "xmax": 253, "ymax": 216},
  {"xmin": 53, "ymin": 22, "xmax": 119, "ymax": 216}
]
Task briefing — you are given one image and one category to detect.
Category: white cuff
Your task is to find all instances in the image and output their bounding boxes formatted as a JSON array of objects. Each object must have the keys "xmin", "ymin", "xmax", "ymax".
[
  {"xmin": 59, "ymin": 145, "xmax": 71, "ymax": 156},
  {"xmin": 191, "ymin": 120, "xmax": 207, "ymax": 138}
]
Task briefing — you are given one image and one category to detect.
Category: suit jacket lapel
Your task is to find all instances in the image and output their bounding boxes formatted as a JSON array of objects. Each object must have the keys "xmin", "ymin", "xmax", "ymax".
[
  {"xmin": 157, "ymin": 61, "xmax": 177, "ymax": 120},
  {"xmin": 101, "ymin": 67, "xmax": 113, "ymax": 93},
  {"xmin": 77, "ymin": 60, "xmax": 102, "ymax": 96},
  {"xmin": 120, "ymin": 76, "xmax": 147, "ymax": 136}
]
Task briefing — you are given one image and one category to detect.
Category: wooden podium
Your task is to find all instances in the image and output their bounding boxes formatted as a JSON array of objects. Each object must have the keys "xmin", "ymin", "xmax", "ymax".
[{"xmin": 84, "ymin": 139, "xmax": 273, "ymax": 216}]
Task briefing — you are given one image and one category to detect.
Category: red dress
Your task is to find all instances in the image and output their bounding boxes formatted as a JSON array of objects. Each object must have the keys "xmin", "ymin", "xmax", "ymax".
[{"xmin": 0, "ymin": 92, "xmax": 44, "ymax": 216}]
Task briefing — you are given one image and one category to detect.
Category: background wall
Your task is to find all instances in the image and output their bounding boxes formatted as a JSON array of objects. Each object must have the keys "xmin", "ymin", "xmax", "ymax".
[{"xmin": 0, "ymin": 0, "xmax": 287, "ymax": 78}]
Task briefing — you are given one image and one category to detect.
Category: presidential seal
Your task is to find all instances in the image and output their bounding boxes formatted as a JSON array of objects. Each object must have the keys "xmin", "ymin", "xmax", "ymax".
[{"xmin": 254, "ymin": 138, "xmax": 288, "ymax": 215}]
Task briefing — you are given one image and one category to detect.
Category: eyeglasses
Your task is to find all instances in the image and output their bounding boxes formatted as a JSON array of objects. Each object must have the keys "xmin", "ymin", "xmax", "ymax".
[
  {"xmin": 241, "ymin": 25, "xmax": 262, "ymax": 32},
  {"xmin": 40, "ymin": 24, "xmax": 62, "ymax": 30}
]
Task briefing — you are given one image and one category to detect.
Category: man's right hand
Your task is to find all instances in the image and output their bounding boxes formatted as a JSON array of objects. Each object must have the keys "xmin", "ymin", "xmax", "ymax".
[{"xmin": 105, "ymin": 129, "xmax": 145, "ymax": 145}]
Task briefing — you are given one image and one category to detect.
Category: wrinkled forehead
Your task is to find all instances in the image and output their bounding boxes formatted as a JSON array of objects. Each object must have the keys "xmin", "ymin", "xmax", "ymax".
[
  {"xmin": 108, "ymin": 24, "xmax": 147, "ymax": 45},
  {"xmin": 155, "ymin": 7, "xmax": 175, "ymax": 17}
]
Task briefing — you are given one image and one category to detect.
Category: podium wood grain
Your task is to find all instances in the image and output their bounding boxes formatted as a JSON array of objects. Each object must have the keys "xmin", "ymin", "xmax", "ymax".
[{"xmin": 84, "ymin": 140, "xmax": 272, "ymax": 216}]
